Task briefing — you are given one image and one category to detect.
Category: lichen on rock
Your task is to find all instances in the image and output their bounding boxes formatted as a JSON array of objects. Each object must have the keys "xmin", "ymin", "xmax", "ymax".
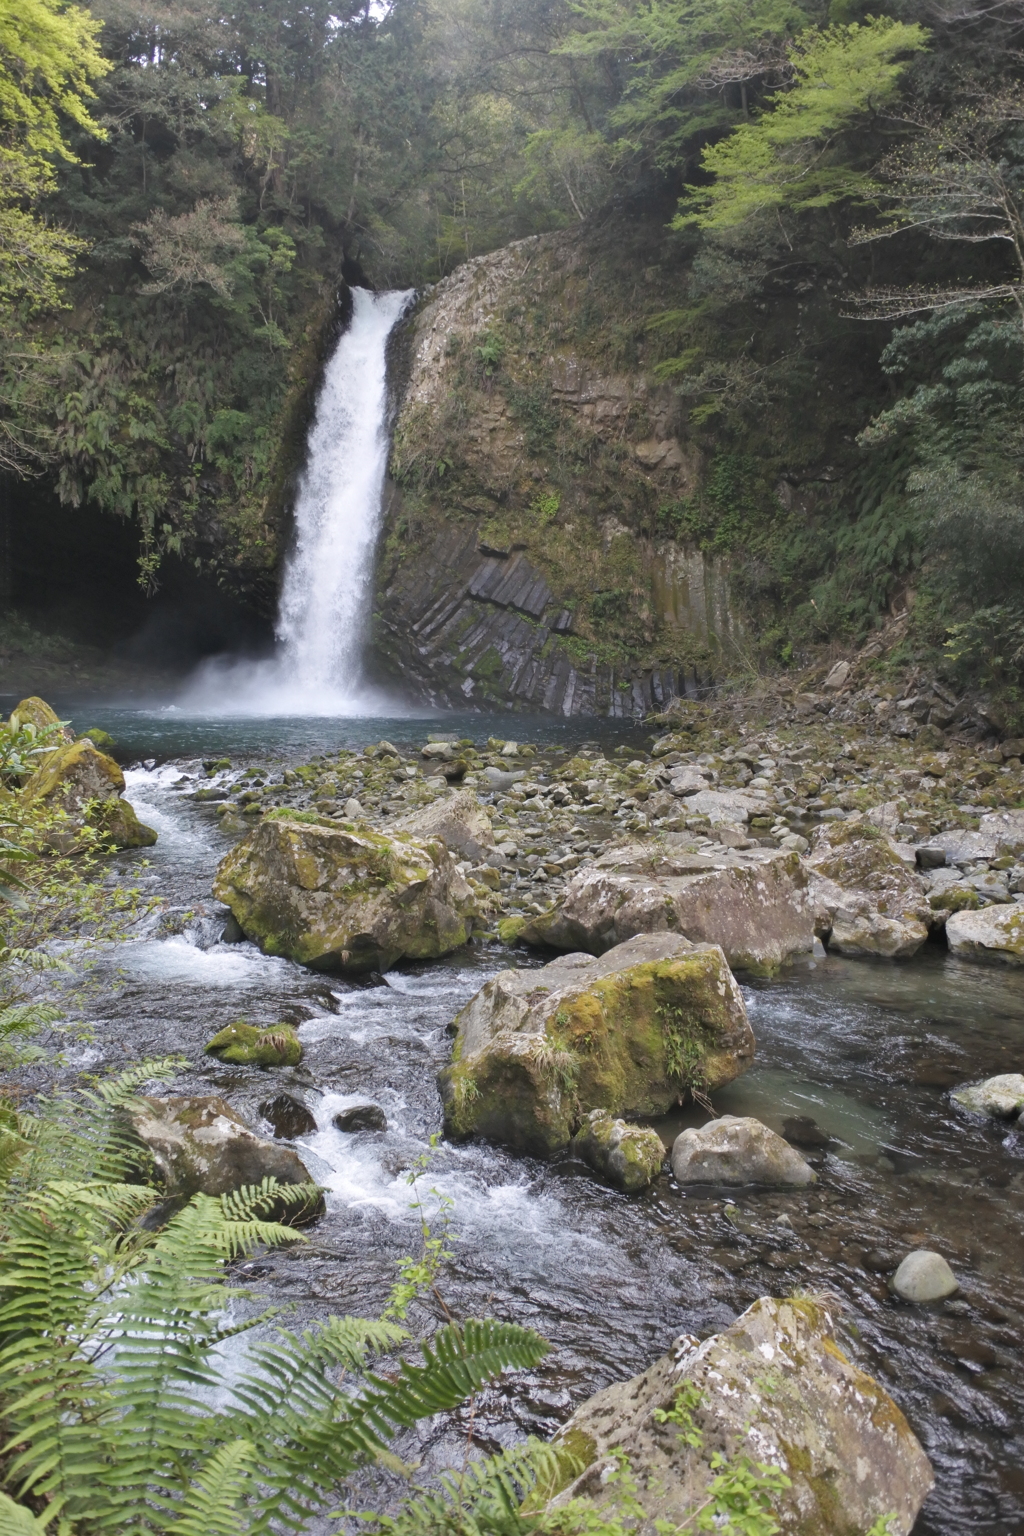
[
  {"xmin": 544, "ymin": 1295, "xmax": 933, "ymax": 1535},
  {"xmin": 439, "ymin": 931, "xmax": 754, "ymax": 1155},
  {"xmin": 572, "ymin": 1108, "xmax": 665, "ymax": 1191},
  {"xmin": 22, "ymin": 735, "xmax": 157, "ymax": 850},
  {"xmin": 213, "ymin": 813, "xmax": 476, "ymax": 972},
  {"xmin": 520, "ymin": 844, "xmax": 814, "ymax": 975}
]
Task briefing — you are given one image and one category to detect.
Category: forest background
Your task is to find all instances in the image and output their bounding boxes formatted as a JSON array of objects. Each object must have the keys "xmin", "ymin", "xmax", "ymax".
[{"xmin": 3, "ymin": 0, "xmax": 1024, "ymax": 708}]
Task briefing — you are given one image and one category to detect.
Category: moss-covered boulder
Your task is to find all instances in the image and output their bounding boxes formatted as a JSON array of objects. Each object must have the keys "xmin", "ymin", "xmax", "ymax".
[
  {"xmin": 520, "ymin": 845, "xmax": 814, "ymax": 976},
  {"xmin": 212, "ymin": 814, "xmax": 476, "ymax": 973},
  {"xmin": 9, "ymin": 696, "xmax": 71, "ymax": 738},
  {"xmin": 945, "ymin": 904, "xmax": 1024, "ymax": 965},
  {"xmin": 543, "ymin": 1296, "xmax": 933, "ymax": 1536},
  {"xmin": 22, "ymin": 737, "xmax": 156, "ymax": 849},
  {"xmin": 205, "ymin": 1020, "xmax": 303, "ymax": 1067},
  {"xmin": 439, "ymin": 931, "xmax": 754, "ymax": 1155},
  {"xmin": 572, "ymin": 1108, "xmax": 665, "ymax": 1191},
  {"xmin": 129, "ymin": 1095, "xmax": 322, "ymax": 1224},
  {"xmin": 806, "ymin": 822, "xmax": 930, "ymax": 959},
  {"xmin": 81, "ymin": 727, "xmax": 116, "ymax": 751}
]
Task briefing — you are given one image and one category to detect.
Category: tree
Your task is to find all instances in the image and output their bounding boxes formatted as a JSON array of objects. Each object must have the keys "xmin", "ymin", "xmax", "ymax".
[{"xmin": 675, "ymin": 17, "xmax": 928, "ymax": 233}]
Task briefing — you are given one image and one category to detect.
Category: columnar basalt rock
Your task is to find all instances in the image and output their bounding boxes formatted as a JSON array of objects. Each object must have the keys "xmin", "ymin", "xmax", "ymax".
[{"xmin": 439, "ymin": 931, "xmax": 754, "ymax": 1155}]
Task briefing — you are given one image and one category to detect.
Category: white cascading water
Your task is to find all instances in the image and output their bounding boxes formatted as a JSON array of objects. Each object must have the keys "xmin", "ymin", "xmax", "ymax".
[{"xmin": 181, "ymin": 287, "xmax": 413, "ymax": 714}]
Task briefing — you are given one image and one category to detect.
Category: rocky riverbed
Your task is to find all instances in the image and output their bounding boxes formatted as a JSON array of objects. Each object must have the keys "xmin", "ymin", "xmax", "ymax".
[{"xmin": 6, "ymin": 681, "xmax": 1024, "ymax": 1533}]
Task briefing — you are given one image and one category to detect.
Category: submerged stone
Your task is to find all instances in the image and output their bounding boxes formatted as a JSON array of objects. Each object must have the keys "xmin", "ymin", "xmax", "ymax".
[
  {"xmin": 544, "ymin": 1295, "xmax": 933, "ymax": 1536},
  {"xmin": 440, "ymin": 931, "xmax": 754, "ymax": 1156},
  {"xmin": 212, "ymin": 814, "xmax": 476, "ymax": 973},
  {"xmin": 205, "ymin": 1019, "xmax": 303, "ymax": 1067},
  {"xmin": 572, "ymin": 1108, "xmax": 665, "ymax": 1191}
]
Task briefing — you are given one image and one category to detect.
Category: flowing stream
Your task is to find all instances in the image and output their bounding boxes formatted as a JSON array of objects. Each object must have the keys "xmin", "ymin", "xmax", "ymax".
[
  {"xmin": 182, "ymin": 286, "xmax": 412, "ymax": 715},
  {"xmin": 37, "ymin": 709, "xmax": 1024, "ymax": 1536}
]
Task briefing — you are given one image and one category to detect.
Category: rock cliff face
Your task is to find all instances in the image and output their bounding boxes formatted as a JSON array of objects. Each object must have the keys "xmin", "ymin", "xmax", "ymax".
[{"xmin": 374, "ymin": 227, "xmax": 745, "ymax": 715}]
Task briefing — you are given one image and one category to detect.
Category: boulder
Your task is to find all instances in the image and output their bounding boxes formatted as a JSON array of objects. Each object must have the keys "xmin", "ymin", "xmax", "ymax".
[
  {"xmin": 9, "ymin": 696, "xmax": 72, "ymax": 739},
  {"xmin": 392, "ymin": 788, "xmax": 495, "ymax": 861},
  {"xmin": 212, "ymin": 815, "xmax": 475, "ymax": 973},
  {"xmin": 891, "ymin": 1250, "xmax": 959, "ymax": 1303},
  {"xmin": 22, "ymin": 737, "xmax": 157, "ymax": 850},
  {"xmin": 670, "ymin": 1115, "xmax": 814, "ymax": 1186},
  {"xmin": 665, "ymin": 766, "xmax": 711, "ymax": 796},
  {"xmin": 951, "ymin": 1073, "xmax": 1024, "ymax": 1118},
  {"xmin": 545, "ymin": 1295, "xmax": 933, "ymax": 1536},
  {"xmin": 204, "ymin": 1020, "xmax": 303, "ymax": 1067},
  {"xmin": 572, "ymin": 1109, "xmax": 665, "ymax": 1191},
  {"xmin": 439, "ymin": 932, "xmax": 754, "ymax": 1155},
  {"xmin": 333, "ymin": 1103, "xmax": 388, "ymax": 1132},
  {"xmin": 129, "ymin": 1095, "xmax": 322, "ymax": 1222},
  {"xmin": 259, "ymin": 1092, "xmax": 317, "ymax": 1138},
  {"xmin": 521, "ymin": 845, "xmax": 813, "ymax": 975},
  {"xmin": 807, "ymin": 824, "xmax": 930, "ymax": 958},
  {"xmin": 683, "ymin": 788, "xmax": 764, "ymax": 824},
  {"xmin": 945, "ymin": 904, "xmax": 1024, "ymax": 965}
]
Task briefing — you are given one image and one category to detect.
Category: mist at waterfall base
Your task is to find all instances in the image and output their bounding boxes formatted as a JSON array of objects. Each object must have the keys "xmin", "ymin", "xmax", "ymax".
[{"xmin": 180, "ymin": 287, "xmax": 416, "ymax": 718}]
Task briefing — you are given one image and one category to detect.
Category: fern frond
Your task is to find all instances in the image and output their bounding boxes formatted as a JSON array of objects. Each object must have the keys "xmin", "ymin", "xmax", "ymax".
[
  {"xmin": 167, "ymin": 1441, "xmax": 255, "ymax": 1536},
  {"xmin": 0, "ymin": 1491, "xmax": 58, "ymax": 1534},
  {"xmin": 365, "ymin": 1437, "xmax": 564, "ymax": 1535}
]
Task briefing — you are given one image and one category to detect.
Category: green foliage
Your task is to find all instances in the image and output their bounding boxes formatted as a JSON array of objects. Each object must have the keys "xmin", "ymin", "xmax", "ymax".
[
  {"xmin": 0, "ymin": 1069, "xmax": 550, "ymax": 1536},
  {"xmin": 677, "ymin": 19, "xmax": 928, "ymax": 232}
]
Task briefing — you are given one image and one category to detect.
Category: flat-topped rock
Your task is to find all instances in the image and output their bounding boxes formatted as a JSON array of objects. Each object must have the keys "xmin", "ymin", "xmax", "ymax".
[
  {"xmin": 130, "ymin": 1095, "xmax": 322, "ymax": 1223},
  {"xmin": 545, "ymin": 1295, "xmax": 933, "ymax": 1535},
  {"xmin": 213, "ymin": 815, "xmax": 476, "ymax": 973},
  {"xmin": 439, "ymin": 931, "xmax": 754, "ymax": 1155},
  {"xmin": 520, "ymin": 844, "xmax": 813, "ymax": 975}
]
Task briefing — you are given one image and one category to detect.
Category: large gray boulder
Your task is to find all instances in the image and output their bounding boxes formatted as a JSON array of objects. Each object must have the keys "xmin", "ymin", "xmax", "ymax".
[
  {"xmin": 391, "ymin": 788, "xmax": 496, "ymax": 861},
  {"xmin": 946, "ymin": 904, "xmax": 1024, "ymax": 965},
  {"xmin": 130, "ymin": 1095, "xmax": 322, "ymax": 1223},
  {"xmin": 807, "ymin": 822, "xmax": 930, "ymax": 959},
  {"xmin": 520, "ymin": 844, "xmax": 814, "ymax": 976},
  {"xmin": 545, "ymin": 1295, "xmax": 933, "ymax": 1536},
  {"xmin": 670, "ymin": 1115, "xmax": 814, "ymax": 1186},
  {"xmin": 440, "ymin": 932, "xmax": 754, "ymax": 1155},
  {"xmin": 213, "ymin": 815, "xmax": 476, "ymax": 973}
]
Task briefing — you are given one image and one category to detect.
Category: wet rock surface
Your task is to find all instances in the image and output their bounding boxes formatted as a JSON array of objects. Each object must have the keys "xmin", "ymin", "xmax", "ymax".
[
  {"xmin": 548, "ymin": 1295, "xmax": 934, "ymax": 1536},
  {"xmin": 12, "ymin": 692, "xmax": 1024, "ymax": 1536},
  {"xmin": 671, "ymin": 1115, "xmax": 815, "ymax": 1187},
  {"xmin": 129, "ymin": 1094, "xmax": 322, "ymax": 1222},
  {"xmin": 892, "ymin": 1251, "xmax": 960, "ymax": 1304}
]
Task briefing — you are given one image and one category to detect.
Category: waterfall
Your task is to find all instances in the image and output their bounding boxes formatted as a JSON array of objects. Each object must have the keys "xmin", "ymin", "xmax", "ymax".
[{"xmin": 181, "ymin": 287, "xmax": 413, "ymax": 715}]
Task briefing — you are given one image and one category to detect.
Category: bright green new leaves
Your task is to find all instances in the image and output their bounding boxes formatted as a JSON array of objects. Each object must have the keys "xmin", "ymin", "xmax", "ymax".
[
  {"xmin": 0, "ymin": 0, "xmax": 109, "ymax": 312},
  {"xmin": 677, "ymin": 16, "xmax": 928, "ymax": 230},
  {"xmin": 561, "ymin": 0, "xmax": 813, "ymax": 170}
]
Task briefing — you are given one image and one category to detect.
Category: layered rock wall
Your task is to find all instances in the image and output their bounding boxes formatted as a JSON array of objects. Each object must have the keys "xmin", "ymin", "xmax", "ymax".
[{"xmin": 374, "ymin": 228, "xmax": 745, "ymax": 714}]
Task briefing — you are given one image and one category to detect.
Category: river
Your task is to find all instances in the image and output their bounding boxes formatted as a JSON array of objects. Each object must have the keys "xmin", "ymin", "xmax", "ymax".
[{"xmin": 34, "ymin": 705, "xmax": 1024, "ymax": 1534}]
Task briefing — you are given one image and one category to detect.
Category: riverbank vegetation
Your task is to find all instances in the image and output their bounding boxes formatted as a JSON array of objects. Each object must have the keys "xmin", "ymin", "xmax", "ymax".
[{"xmin": 3, "ymin": 0, "xmax": 1022, "ymax": 710}]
